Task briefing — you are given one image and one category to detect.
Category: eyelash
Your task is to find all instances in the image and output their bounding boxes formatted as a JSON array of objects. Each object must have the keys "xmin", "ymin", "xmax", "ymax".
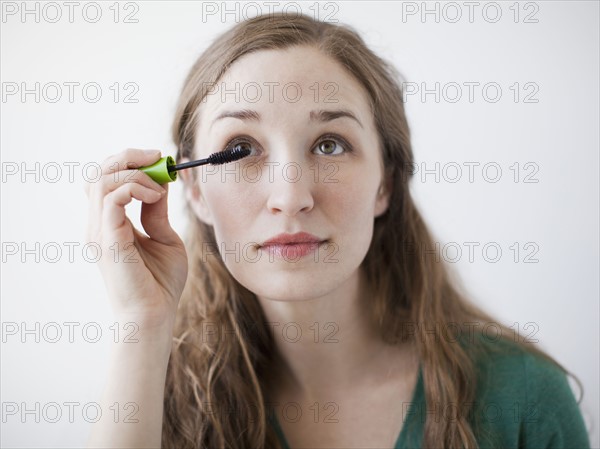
[{"xmin": 221, "ymin": 133, "xmax": 354, "ymax": 157}]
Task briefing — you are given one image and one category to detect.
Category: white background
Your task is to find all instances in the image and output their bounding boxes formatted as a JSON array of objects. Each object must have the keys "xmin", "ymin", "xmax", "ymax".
[{"xmin": 1, "ymin": 1, "xmax": 598, "ymax": 447}]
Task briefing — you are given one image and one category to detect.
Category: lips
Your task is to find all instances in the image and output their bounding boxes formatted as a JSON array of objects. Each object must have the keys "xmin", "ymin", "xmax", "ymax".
[
  {"xmin": 259, "ymin": 232, "xmax": 326, "ymax": 260},
  {"xmin": 260, "ymin": 232, "xmax": 324, "ymax": 246}
]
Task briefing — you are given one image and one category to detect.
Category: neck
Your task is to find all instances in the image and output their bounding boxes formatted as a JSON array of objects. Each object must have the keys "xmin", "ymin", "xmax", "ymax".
[{"xmin": 256, "ymin": 268, "xmax": 397, "ymax": 400}]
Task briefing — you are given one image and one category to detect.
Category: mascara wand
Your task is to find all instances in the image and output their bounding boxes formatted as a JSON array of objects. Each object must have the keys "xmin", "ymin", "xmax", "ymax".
[{"xmin": 139, "ymin": 146, "xmax": 251, "ymax": 184}]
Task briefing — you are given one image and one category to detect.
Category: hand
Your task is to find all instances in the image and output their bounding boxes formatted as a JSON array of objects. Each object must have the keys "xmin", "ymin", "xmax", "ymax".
[{"xmin": 85, "ymin": 149, "xmax": 188, "ymax": 331}]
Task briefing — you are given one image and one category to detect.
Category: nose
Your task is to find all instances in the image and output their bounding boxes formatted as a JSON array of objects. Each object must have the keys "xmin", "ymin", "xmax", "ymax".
[{"xmin": 266, "ymin": 159, "xmax": 315, "ymax": 217}]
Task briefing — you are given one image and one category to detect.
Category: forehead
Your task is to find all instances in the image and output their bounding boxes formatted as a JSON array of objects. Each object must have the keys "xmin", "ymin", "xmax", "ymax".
[{"xmin": 200, "ymin": 46, "xmax": 373, "ymax": 121}]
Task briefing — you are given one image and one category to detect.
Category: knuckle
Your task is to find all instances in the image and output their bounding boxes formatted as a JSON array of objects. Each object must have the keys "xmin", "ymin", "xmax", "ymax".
[
  {"xmin": 103, "ymin": 186, "xmax": 123, "ymax": 207},
  {"xmin": 99, "ymin": 172, "xmax": 117, "ymax": 192},
  {"xmin": 122, "ymin": 148, "xmax": 139, "ymax": 162},
  {"xmin": 124, "ymin": 181, "xmax": 136, "ymax": 193},
  {"xmin": 100, "ymin": 154, "xmax": 114, "ymax": 166}
]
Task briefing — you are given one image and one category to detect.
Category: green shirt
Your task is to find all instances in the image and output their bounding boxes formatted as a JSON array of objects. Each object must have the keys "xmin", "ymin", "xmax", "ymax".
[{"xmin": 268, "ymin": 338, "xmax": 590, "ymax": 448}]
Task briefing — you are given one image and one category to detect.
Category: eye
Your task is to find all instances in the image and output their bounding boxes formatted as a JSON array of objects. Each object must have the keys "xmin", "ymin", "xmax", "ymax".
[
  {"xmin": 222, "ymin": 136, "xmax": 260, "ymax": 156},
  {"xmin": 316, "ymin": 140, "xmax": 338, "ymax": 155},
  {"xmin": 313, "ymin": 134, "xmax": 352, "ymax": 156},
  {"xmin": 221, "ymin": 134, "xmax": 353, "ymax": 157}
]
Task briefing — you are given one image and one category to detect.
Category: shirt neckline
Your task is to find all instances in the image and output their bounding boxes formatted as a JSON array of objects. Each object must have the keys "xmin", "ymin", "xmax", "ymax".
[{"xmin": 268, "ymin": 363, "xmax": 424, "ymax": 449}]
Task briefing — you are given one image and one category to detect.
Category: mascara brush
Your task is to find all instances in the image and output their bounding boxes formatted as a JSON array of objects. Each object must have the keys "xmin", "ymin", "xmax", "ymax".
[{"xmin": 139, "ymin": 146, "xmax": 251, "ymax": 184}]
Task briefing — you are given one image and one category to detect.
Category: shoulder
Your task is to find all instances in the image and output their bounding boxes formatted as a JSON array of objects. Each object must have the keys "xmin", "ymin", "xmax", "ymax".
[{"xmin": 465, "ymin": 334, "xmax": 590, "ymax": 448}]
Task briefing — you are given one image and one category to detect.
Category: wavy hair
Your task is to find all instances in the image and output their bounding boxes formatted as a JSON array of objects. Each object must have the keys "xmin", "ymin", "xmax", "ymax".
[{"xmin": 162, "ymin": 12, "xmax": 582, "ymax": 448}]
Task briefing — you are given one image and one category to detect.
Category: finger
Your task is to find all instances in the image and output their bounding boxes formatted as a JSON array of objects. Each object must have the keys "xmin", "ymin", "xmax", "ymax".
[
  {"xmin": 89, "ymin": 147, "xmax": 162, "ymax": 214},
  {"xmin": 87, "ymin": 149, "xmax": 163, "ymax": 245},
  {"xmin": 88, "ymin": 169, "xmax": 166, "ymax": 240},
  {"xmin": 98, "ymin": 168, "xmax": 166, "ymax": 197},
  {"xmin": 102, "ymin": 183, "xmax": 164, "ymax": 242},
  {"xmin": 99, "ymin": 148, "xmax": 162, "ymax": 177},
  {"xmin": 140, "ymin": 183, "xmax": 180, "ymax": 245}
]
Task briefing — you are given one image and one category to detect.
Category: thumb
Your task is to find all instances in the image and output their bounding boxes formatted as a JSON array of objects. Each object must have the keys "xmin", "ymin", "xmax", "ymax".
[{"xmin": 140, "ymin": 183, "xmax": 180, "ymax": 245}]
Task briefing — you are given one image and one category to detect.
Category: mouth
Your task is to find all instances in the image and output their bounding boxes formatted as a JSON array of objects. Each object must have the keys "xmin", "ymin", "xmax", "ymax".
[
  {"xmin": 260, "ymin": 231, "xmax": 324, "ymax": 246},
  {"xmin": 259, "ymin": 232, "xmax": 327, "ymax": 260},
  {"xmin": 260, "ymin": 241, "xmax": 326, "ymax": 260}
]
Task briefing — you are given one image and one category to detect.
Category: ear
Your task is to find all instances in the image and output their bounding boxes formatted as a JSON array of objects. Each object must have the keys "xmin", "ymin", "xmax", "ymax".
[
  {"xmin": 179, "ymin": 158, "xmax": 214, "ymax": 226},
  {"xmin": 374, "ymin": 176, "xmax": 392, "ymax": 218}
]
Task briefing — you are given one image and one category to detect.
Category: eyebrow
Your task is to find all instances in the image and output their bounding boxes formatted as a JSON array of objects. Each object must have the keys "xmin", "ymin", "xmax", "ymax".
[{"xmin": 210, "ymin": 108, "xmax": 363, "ymax": 129}]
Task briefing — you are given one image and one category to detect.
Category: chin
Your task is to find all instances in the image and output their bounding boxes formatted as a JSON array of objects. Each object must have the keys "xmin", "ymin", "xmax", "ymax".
[{"xmin": 236, "ymin": 271, "xmax": 343, "ymax": 302}]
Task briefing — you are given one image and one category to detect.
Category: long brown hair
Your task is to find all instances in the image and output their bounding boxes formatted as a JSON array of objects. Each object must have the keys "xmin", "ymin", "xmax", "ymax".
[{"xmin": 162, "ymin": 12, "xmax": 582, "ymax": 448}]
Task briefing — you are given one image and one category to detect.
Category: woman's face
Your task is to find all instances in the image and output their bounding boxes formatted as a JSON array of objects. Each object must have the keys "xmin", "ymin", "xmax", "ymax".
[{"xmin": 186, "ymin": 45, "xmax": 390, "ymax": 301}]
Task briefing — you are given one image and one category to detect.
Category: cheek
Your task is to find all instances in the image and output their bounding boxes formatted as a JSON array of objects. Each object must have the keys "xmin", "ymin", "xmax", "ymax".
[
  {"xmin": 202, "ymin": 179, "xmax": 261, "ymax": 245},
  {"xmin": 323, "ymin": 166, "xmax": 381, "ymax": 220},
  {"xmin": 318, "ymin": 172, "xmax": 380, "ymax": 251}
]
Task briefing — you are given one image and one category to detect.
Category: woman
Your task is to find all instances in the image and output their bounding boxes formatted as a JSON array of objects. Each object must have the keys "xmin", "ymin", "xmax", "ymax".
[{"xmin": 85, "ymin": 13, "xmax": 590, "ymax": 448}]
